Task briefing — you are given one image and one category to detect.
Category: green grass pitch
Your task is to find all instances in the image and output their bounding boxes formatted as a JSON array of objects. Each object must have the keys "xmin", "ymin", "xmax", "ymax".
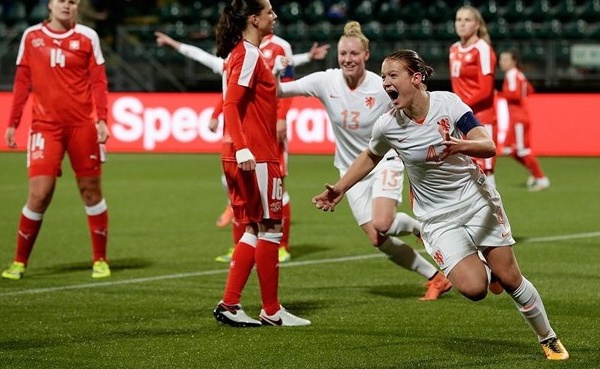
[{"xmin": 0, "ymin": 153, "xmax": 598, "ymax": 368}]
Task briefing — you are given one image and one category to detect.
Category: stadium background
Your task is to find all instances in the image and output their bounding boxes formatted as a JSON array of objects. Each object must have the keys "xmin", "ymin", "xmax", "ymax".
[{"xmin": 0, "ymin": 0, "xmax": 599, "ymax": 155}]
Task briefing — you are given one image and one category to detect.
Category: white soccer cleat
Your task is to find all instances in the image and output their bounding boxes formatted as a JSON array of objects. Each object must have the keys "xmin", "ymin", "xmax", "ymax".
[
  {"xmin": 528, "ymin": 177, "xmax": 550, "ymax": 192},
  {"xmin": 213, "ymin": 301, "xmax": 262, "ymax": 327},
  {"xmin": 259, "ymin": 306, "xmax": 311, "ymax": 326}
]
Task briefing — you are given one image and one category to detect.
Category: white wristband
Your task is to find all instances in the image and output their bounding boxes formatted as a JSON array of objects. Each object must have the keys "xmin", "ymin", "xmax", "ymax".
[{"xmin": 235, "ymin": 148, "xmax": 255, "ymax": 164}]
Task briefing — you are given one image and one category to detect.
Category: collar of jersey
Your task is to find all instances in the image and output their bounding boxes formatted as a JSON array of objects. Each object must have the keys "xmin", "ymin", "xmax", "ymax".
[{"xmin": 42, "ymin": 24, "xmax": 75, "ymax": 39}]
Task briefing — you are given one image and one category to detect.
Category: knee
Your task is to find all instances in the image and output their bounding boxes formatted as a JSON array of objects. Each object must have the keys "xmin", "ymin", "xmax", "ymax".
[
  {"xmin": 371, "ymin": 215, "xmax": 393, "ymax": 234},
  {"xmin": 460, "ymin": 287, "xmax": 488, "ymax": 302},
  {"xmin": 455, "ymin": 280, "xmax": 489, "ymax": 301},
  {"xmin": 28, "ymin": 189, "xmax": 52, "ymax": 211}
]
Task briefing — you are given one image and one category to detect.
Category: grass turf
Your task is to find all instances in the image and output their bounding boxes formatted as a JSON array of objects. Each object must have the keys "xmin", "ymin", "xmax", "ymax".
[{"xmin": 0, "ymin": 153, "xmax": 598, "ymax": 368}]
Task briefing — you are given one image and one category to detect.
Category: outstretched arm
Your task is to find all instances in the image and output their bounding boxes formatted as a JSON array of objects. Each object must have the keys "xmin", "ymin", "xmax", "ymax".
[
  {"xmin": 312, "ymin": 149, "xmax": 382, "ymax": 212},
  {"xmin": 291, "ymin": 42, "xmax": 331, "ymax": 66},
  {"xmin": 155, "ymin": 31, "xmax": 224, "ymax": 74}
]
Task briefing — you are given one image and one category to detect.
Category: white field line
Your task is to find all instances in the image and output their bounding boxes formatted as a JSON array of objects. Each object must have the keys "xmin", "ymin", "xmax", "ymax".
[{"xmin": 1, "ymin": 231, "xmax": 598, "ymax": 297}]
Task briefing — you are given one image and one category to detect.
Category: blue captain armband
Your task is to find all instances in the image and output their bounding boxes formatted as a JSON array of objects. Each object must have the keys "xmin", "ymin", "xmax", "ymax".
[
  {"xmin": 456, "ymin": 111, "xmax": 481, "ymax": 134},
  {"xmin": 280, "ymin": 65, "xmax": 294, "ymax": 79}
]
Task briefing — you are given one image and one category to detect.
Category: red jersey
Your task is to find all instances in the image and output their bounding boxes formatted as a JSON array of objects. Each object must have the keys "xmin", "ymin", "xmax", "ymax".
[
  {"xmin": 9, "ymin": 23, "xmax": 108, "ymax": 128},
  {"xmin": 449, "ymin": 39, "xmax": 497, "ymax": 124},
  {"xmin": 498, "ymin": 67, "xmax": 534, "ymax": 124},
  {"xmin": 260, "ymin": 34, "xmax": 294, "ymax": 120},
  {"xmin": 221, "ymin": 40, "xmax": 278, "ymax": 163}
]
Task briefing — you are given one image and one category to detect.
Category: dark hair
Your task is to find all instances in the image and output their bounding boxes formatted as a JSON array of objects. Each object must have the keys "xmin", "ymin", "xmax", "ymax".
[
  {"xmin": 503, "ymin": 48, "xmax": 522, "ymax": 70},
  {"xmin": 385, "ymin": 49, "xmax": 434, "ymax": 84},
  {"xmin": 215, "ymin": 0, "xmax": 265, "ymax": 58}
]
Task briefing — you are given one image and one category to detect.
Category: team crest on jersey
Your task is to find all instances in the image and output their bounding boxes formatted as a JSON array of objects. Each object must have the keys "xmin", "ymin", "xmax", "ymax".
[
  {"xmin": 270, "ymin": 201, "xmax": 282, "ymax": 213},
  {"xmin": 365, "ymin": 96, "xmax": 375, "ymax": 109},
  {"xmin": 31, "ymin": 38, "xmax": 45, "ymax": 47},
  {"xmin": 465, "ymin": 53, "xmax": 473, "ymax": 62},
  {"xmin": 437, "ymin": 117, "xmax": 450, "ymax": 137},
  {"xmin": 262, "ymin": 49, "xmax": 273, "ymax": 60},
  {"xmin": 69, "ymin": 40, "xmax": 80, "ymax": 50}
]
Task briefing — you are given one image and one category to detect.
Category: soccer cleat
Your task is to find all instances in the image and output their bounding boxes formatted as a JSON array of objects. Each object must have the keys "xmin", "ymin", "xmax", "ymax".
[
  {"xmin": 92, "ymin": 260, "xmax": 111, "ymax": 279},
  {"xmin": 215, "ymin": 248, "xmax": 234, "ymax": 263},
  {"xmin": 541, "ymin": 337, "xmax": 569, "ymax": 360},
  {"xmin": 2, "ymin": 262, "xmax": 26, "ymax": 280},
  {"xmin": 526, "ymin": 176, "xmax": 536, "ymax": 188},
  {"xmin": 215, "ymin": 205, "xmax": 234, "ymax": 228},
  {"xmin": 278, "ymin": 247, "xmax": 291, "ymax": 263},
  {"xmin": 259, "ymin": 306, "xmax": 311, "ymax": 326},
  {"xmin": 528, "ymin": 177, "xmax": 550, "ymax": 192},
  {"xmin": 213, "ymin": 301, "xmax": 262, "ymax": 327},
  {"xmin": 419, "ymin": 272, "xmax": 452, "ymax": 301}
]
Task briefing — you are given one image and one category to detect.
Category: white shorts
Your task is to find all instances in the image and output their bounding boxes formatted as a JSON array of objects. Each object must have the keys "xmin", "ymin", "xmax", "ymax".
[
  {"xmin": 420, "ymin": 185, "xmax": 515, "ymax": 275},
  {"xmin": 343, "ymin": 154, "xmax": 404, "ymax": 226}
]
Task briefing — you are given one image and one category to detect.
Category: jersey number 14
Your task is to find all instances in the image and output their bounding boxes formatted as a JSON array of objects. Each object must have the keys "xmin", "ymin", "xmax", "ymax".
[{"xmin": 50, "ymin": 48, "xmax": 66, "ymax": 68}]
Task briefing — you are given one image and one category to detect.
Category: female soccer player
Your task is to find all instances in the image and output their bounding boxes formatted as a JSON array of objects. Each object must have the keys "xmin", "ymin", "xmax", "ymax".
[
  {"xmin": 312, "ymin": 49, "xmax": 568, "ymax": 361},
  {"xmin": 154, "ymin": 30, "xmax": 330, "ymax": 264},
  {"xmin": 450, "ymin": 5, "xmax": 498, "ymax": 187},
  {"xmin": 2, "ymin": 0, "xmax": 111, "ymax": 280},
  {"xmin": 212, "ymin": 0, "xmax": 309, "ymax": 327},
  {"xmin": 498, "ymin": 49, "xmax": 549, "ymax": 191},
  {"xmin": 278, "ymin": 21, "xmax": 451, "ymax": 301}
]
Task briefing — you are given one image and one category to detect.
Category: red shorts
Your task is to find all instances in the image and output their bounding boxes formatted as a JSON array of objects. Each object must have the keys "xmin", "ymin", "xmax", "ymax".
[
  {"xmin": 504, "ymin": 119, "xmax": 532, "ymax": 156},
  {"xmin": 222, "ymin": 161, "xmax": 283, "ymax": 225},
  {"xmin": 473, "ymin": 121, "xmax": 497, "ymax": 172},
  {"xmin": 27, "ymin": 123, "xmax": 102, "ymax": 178}
]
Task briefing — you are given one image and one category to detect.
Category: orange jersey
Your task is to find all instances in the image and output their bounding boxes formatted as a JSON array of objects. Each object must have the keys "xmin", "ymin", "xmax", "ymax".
[
  {"xmin": 12, "ymin": 22, "xmax": 107, "ymax": 127},
  {"xmin": 449, "ymin": 39, "xmax": 496, "ymax": 124},
  {"xmin": 498, "ymin": 67, "xmax": 534, "ymax": 124},
  {"xmin": 221, "ymin": 40, "xmax": 278, "ymax": 163}
]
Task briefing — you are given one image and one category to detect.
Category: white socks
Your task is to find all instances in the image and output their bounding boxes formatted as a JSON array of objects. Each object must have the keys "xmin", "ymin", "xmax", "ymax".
[
  {"xmin": 508, "ymin": 277, "xmax": 556, "ymax": 342},
  {"xmin": 378, "ymin": 237, "xmax": 438, "ymax": 279},
  {"xmin": 384, "ymin": 213, "xmax": 421, "ymax": 237}
]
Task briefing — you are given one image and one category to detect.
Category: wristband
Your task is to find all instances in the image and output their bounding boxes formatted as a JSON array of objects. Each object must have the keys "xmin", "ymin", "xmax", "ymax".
[{"xmin": 235, "ymin": 148, "xmax": 255, "ymax": 164}]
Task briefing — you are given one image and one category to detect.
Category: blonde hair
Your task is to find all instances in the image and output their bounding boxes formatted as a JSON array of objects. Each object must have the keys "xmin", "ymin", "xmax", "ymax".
[
  {"xmin": 341, "ymin": 21, "xmax": 369, "ymax": 51},
  {"xmin": 457, "ymin": 5, "xmax": 492, "ymax": 45}
]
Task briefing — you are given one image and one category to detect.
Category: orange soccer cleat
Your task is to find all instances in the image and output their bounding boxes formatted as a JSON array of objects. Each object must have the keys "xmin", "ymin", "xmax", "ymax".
[
  {"xmin": 419, "ymin": 272, "xmax": 452, "ymax": 301},
  {"xmin": 216, "ymin": 205, "xmax": 234, "ymax": 228}
]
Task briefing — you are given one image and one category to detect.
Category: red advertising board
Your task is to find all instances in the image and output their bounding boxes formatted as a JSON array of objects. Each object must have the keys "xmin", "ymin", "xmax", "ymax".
[{"xmin": 0, "ymin": 92, "xmax": 597, "ymax": 156}]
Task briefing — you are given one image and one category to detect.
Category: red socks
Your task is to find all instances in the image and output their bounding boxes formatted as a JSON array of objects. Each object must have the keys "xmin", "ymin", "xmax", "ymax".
[
  {"xmin": 280, "ymin": 200, "xmax": 291, "ymax": 252},
  {"xmin": 14, "ymin": 208, "xmax": 43, "ymax": 264},
  {"xmin": 255, "ymin": 237, "xmax": 281, "ymax": 315},
  {"xmin": 85, "ymin": 199, "xmax": 108, "ymax": 262},
  {"xmin": 222, "ymin": 236, "xmax": 257, "ymax": 305}
]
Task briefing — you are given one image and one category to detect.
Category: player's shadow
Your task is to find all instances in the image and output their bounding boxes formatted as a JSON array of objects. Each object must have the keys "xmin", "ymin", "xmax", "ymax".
[
  {"xmin": 37, "ymin": 258, "xmax": 152, "ymax": 276},
  {"xmin": 368, "ymin": 284, "xmax": 443, "ymax": 300},
  {"xmin": 285, "ymin": 243, "xmax": 331, "ymax": 259}
]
